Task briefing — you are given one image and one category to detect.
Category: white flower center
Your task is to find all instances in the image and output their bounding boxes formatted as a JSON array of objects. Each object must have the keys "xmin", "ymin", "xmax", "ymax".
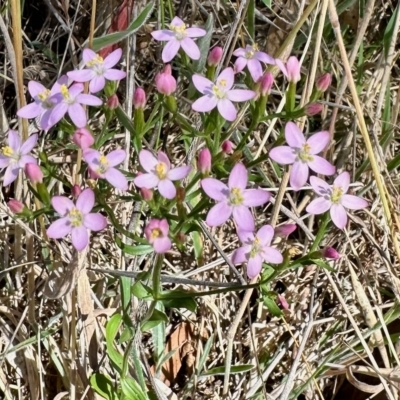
[
  {"xmin": 250, "ymin": 237, "xmax": 261, "ymax": 258},
  {"xmin": 60, "ymin": 84, "xmax": 75, "ymax": 105},
  {"xmin": 331, "ymin": 187, "xmax": 343, "ymax": 204},
  {"xmin": 1, "ymin": 146, "xmax": 20, "ymax": 161},
  {"xmin": 97, "ymin": 155, "xmax": 109, "ymax": 174}
]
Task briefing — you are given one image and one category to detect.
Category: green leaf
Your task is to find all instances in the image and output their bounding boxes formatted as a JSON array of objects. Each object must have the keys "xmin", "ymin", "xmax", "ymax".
[
  {"xmin": 115, "ymin": 236, "xmax": 153, "ymax": 256},
  {"xmin": 192, "ymin": 13, "xmax": 214, "ymax": 73},
  {"xmin": 92, "ymin": 2, "xmax": 155, "ymax": 52},
  {"xmin": 161, "ymin": 294, "xmax": 197, "ymax": 313},
  {"xmin": 200, "ymin": 364, "xmax": 254, "ymax": 377},
  {"xmin": 313, "ymin": 259, "xmax": 335, "ymax": 272},
  {"xmin": 388, "ymin": 153, "xmax": 400, "ymax": 172},
  {"xmin": 106, "ymin": 314, "xmax": 123, "ymax": 373},
  {"xmin": 90, "ymin": 373, "xmax": 118, "ymax": 400},
  {"xmin": 383, "ymin": 4, "xmax": 399, "ymax": 57},
  {"xmin": 263, "ymin": 296, "xmax": 282, "ymax": 317},
  {"xmin": 121, "ymin": 377, "xmax": 148, "ymax": 400},
  {"xmin": 141, "ymin": 308, "xmax": 168, "ymax": 332},
  {"xmin": 247, "ymin": 0, "xmax": 255, "ymax": 39},
  {"xmin": 260, "ymin": 0, "xmax": 271, "ymax": 7},
  {"xmin": 132, "ymin": 280, "xmax": 153, "ymax": 299}
]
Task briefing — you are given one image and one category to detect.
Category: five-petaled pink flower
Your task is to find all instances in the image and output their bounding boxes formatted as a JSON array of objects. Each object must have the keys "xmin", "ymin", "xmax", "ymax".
[
  {"xmin": 151, "ymin": 17, "xmax": 206, "ymax": 62},
  {"xmin": 306, "ymin": 172, "xmax": 368, "ymax": 229},
  {"xmin": 83, "ymin": 149, "xmax": 128, "ymax": 190},
  {"xmin": 47, "ymin": 188, "xmax": 107, "ymax": 251},
  {"xmin": 134, "ymin": 150, "xmax": 191, "ymax": 200},
  {"xmin": 49, "ymin": 83, "xmax": 102, "ymax": 128},
  {"xmin": 0, "ymin": 131, "xmax": 38, "ymax": 186},
  {"xmin": 269, "ymin": 122, "xmax": 335, "ymax": 191},
  {"xmin": 233, "ymin": 45, "xmax": 275, "ymax": 82},
  {"xmin": 232, "ymin": 225, "xmax": 283, "ymax": 279},
  {"xmin": 201, "ymin": 163, "xmax": 270, "ymax": 231},
  {"xmin": 17, "ymin": 76, "xmax": 67, "ymax": 130},
  {"xmin": 67, "ymin": 48, "xmax": 126, "ymax": 93},
  {"xmin": 192, "ymin": 67, "xmax": 256, "ymax": 121},
  {"xmin": 144, "ymin": 219, "xmax": 172, "ymax": 253}
]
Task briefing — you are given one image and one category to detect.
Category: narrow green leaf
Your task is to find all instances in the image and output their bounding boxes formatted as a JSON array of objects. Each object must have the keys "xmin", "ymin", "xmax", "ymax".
[
  {"xmin": 141, "ymin": 308, "xmax": 168, "ymax": 332},
  {"xmin": 260, "ymin": 0, "xmax": 271, "ymax": 7},
  {"xmin": 263, "ymin": 296, "xmax": 282, "ymax": 317},
  {"xmin": 192, "ymin": 14, "xmax": 214, "ymax": 73},
  {"xmin": 121, "ymin": 377, "xmax": 148, "ymax": 400},
  {"xmin": 247, "ymin": 0, "xmax": 255, "ymax": 39},
  {"xmin": 90, "ymin": 373, "xmax": 118, "ymax": 400},
  {"xmin": 115, "ymin": 235, "xmax": 153, "ymax": 256},
  {"xmin": 161, "ymin": 294, "xmax": 197, "ymax": 313},
  {"xmin": 132, "ymin": 281, "xmax": 153, "ymax": 300},
  {"xmin": 200, "ymin": 364, "xmax": 254, "ymax": 377},
  {"xmin": 383, "ymin": 4, "xmax": 399, "ymax": 57},
  {"xmin": 106, "ymin": 314, "xmax": 124, "ymax": 372}
]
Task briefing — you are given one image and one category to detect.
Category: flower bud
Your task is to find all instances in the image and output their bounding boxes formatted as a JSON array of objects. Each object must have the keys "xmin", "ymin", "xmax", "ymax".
[
  {"xmin": 260, "ymin": 72, "xmax": 274, "ymax": 96},
  {"xmin": 72, "ymin": 185, "xmax": 82, "ymax": 198},
  {"xmin": 73, "ymin": 128, "xmax": 95, "ymax": 150},
  {"xmin": 305, "ymin": 103, "xmax": 323, "ymax": 116},
  {"xmin": 207, "ymin": 46, "xmax": 223, "ymax": 66},
  {"xmin": 25, "ymin": 163, "xmax": 43, "ymax": 184},
  {"xmin": 107, "ymin": 94, "xmax": 119, "ymax": 109},
  {"xmin": 275, "ymin": 224, "xmax": 297, "ymax": 237},
  {"xmin": 286, "ymin": 56, "xmax": 301, "ymax": 83},
  {"xmin": 277, "ymin": 294, "xmax": 289, "ymax": 310},
  {"xmin": 197, "ymin": 148, "xmax": 211, "ymax": 175},
  {"xmin": 322, "ymin": 247, "xmax": 341, "ymax": 260},
  {"xmin": 316, "ymin": 73, "xmax": 332, "ymax": 92},
  {"xmin": 221, "ymin": 140, "xmax": 234, "ymax": 154},
  {"xmin": 133, "ymin": 88, "xmax": 146, "ymax": 109},
  {"xmin": 155, "ymin": 65, "xmax": 177, "ymax": 95},
  {"xmin": 8, "ymin": 199, "xmax": 24, "ymax": 214}
]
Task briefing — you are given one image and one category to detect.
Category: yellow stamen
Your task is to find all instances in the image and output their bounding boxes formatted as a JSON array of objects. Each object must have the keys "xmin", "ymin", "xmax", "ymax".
[
  {"xmin": 212, "ymin": 85, "xmax": 226, "ymax": 99},
  {"xmin": 230, "ymin": 187, "xmax": 244, "ymax": 205},
  {"xmin": 69, "ymin": 208, "xmax": 83, "ymax": 227},
  {"xmin": 87, "ymin": 54, "xmax": 104, "ymax": 67},
  {"xmin": 38, "ymin": 89, "xmax": 50, "ymax": 101},
  {"xmin": 170, "ymin": 23, "xmax": 186, "ymax": 34},
  {"xmin": 218, "ymin": 79, "xmax": 227, "ymax": 87},
  {"xmin": 250, "ymin": 237, "xmax": 260, "ymax": 258},
  {"xmin": 155, "ymin": 162, "xmax": 167, "ymax": 179},
  {"xmin": 151, "ymin": 228, "xmax": 162, "ymax": 240},
  {"xmin": 2, "ymin": 146, "xmax": 14, "ymax": 157},
  {"xmin": 298, "ymin": 143, "xmax": 314, "ymax": 162},
  {"xmin": 331, "ymin": 187, "xmax": 344, "ymax": 203},
  {"xmin": 60, "ymin": 84, "xmax": 70, "ymax": 100},
  {"xmin": 97, "ymin": 154, "xmax": 109, "ymax": 174}
]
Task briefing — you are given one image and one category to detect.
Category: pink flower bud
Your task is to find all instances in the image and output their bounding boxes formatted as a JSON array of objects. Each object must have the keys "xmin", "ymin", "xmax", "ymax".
[
  {"xmin": 305, "ymin": 103, "xmax": 323, "ymax": 116},
  {"xmin": 133, "ymin": 88, "xmax": 146, "ymax": 109},
  {"xmin": 197, "ymin": 148, "xmax": 211, "ymax": 175},
  {"xmin": 72, "ymin": 185, "xmax": 82, "ymax": 198},
  {"xmin": 221, "ymin": 140, "xmax": 234, "ymax": 154},
  {"xmin": 8, "ymin": 199, "xmax": 24, "ymax": 213},
  {"xmin": 277, "ymin": 56, "xmax": 301, "ymax": 83},
  {"xmin": 322, "ymin": 247, "xmax": 341, "ymax": 260},
  {"xmin": 316, "ymin": 73, "xmax": 332, "ymax": 92},
  {"xmin": 277, "ymin": 294, "xmax": 289, "ymax": 310},
  {"xmin": 25, "ymin": 163, "xmax": 43, "ymax": 184},
  {"xmin": 107, "ymin": 94, "xmax": 119, "ymax": 109},
  {"xmin": 73, "ymin": 128, "xmax": 95, "ymax": 150},
  {"xmin": 155, "ymin": 65, "xmax": 177, "ymax": 95},
  {"xmin": 260, "ymin": 72, "xmax": 274, "ymax": 96},
  {"xmin": 207, "ymin": 46, "xmax": 223, "ymax": 66},
  {"xmin": 275, "ymin": 224, "xmax": 297, "ymax": 237}
]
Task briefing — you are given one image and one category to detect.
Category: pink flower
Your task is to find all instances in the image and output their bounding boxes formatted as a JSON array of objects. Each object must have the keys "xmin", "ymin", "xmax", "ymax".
[
  {"xmin": 0, "ymin": 131, "xmax": 38, "ymax": 186},
  {"xmin": 47, "ymin": 188, "xmax": 107, "ymax": 251},
  {"xmin": 201, "ymin": 163, "xmax": 270, "ymax": 231},
  {"xmin": 233, "ymin": 45, "xmax": 275, "ymax": 82},
  {"xmin": 207, "ymin": 46, "xmax": 223, "ymax": 66},
  {"xmin": 107, "ymin": 94, "xmax": 119, "ymax": 109},
  {"xmin": 49, "ymin": 83, "xmax": 102, "ymax": 128},
  {"xmin": 134, "ymin": 150, "xmax": 191, "ymax": 200},
  {"xmin": 276, "ymin": 56, "xmax": 301, "ymax": 83},
  {"xmin": 275, "ymin": 223, "xmax": 297, "ymax": 237},
  {"xmin": 198, "ymin": 148, "xmax": 211, "ymax": 176},
  {"xmin": 269, "ymin": 122, "xmax": 335, "ymax": 191},
  {"xmin": 232, "ymin": 225, "xmax": 283, "ymax": 279},
  {"xmin": 305, "ymin": 103, "xmax": 323, "ymax": 116},
  {"xmin": 83, "ymin": 149, "xmax": 128, "ymax": 190},
  {"xmin": 133, "ymin": 88, "xmax": 146, "ymax": 109},
  {"xmin": 144, "ymin": 219, "xmax": 172, "ymax": 253},
  {"xmin": 322, "ymin": 246, "xmax": 341, "ymax": 260},
  {"xmin": 155, "ymin": 65, "xmax": 177, "ymax": 95},
  {"xmin": 67, "ymin": 48, "xmax": 126, "ymax": 93},
  {"xmin": 222, "ymin": 140, "xmax": 234, "ymax": 154},
  {"xmin": 73, "ymin": 128, "xmax": 95, "ymax": 150},
  {"xmin": 25, "ymin": 163, "xmax": 43, "ymax": 184},
  {"xmin": 316, "ymin": 73, "xmax": 332, "ymax": 92},
  {"xmin": 306, "ymin": 172, "xmax": 368, "ymax": 229},
  {"xmin": 17, "ymin": 76, "xmax": 67, "ymax": 130},
  {"xmin": 151, "ymin": 17, "xmax": 206, "ymax": 62},
  {"xmin": 192, "ymin": 67, "xmax": 255, "ymax": 121},
  {"xmin": 277, "ymin": 294, "xmax": 289, "ymax": 310},
  {"xmin": 8, "ymin": 199, "xmax": 24, "ymax": 214},
  {"xmin": 259, "ymin": 72, "xmax": 274, "ymax": 96}
]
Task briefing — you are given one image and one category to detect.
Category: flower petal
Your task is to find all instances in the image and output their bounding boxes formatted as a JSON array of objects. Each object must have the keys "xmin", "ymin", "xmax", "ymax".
[
  {"xmin": 201, "ymin": 178, "xmax": 229, "ymax": 201},
  {"xmin": 306, "ymin": 197, "xmax": 332, "ymax": 214},
  {"xmin": 103, "ymin": 48, "xmax": 123, "ymax": 69},
  {"xmin": 309, "ymin": 176, "xmax": 332, "ymax": 196},
  {"xmin": 330, "ymin": 204, "xmax": 347, "ymax": 229},
  {"xmin": 228, "ymin": 163, "xmax": 248, "ymax": 190},
  {"xmin": 232, "ymin": 205, "xmax": 255, "ymax": 231},
  {"xmin": 134, "ymin": 173, "xmax": 159, "ymax": 189},
  {"xmin": 256, "ymin": 225, "xmax": 274, "ymax": 246},
  {"xmin": 232, "ymin": 246, "xmax": 249, "ymax": 264},
  {"xmin": 247, "ymin": 255, "xmax": 263, "ymax": 279},
  {"xmin": 0, "ymin": 155, "xmax": 10, "ymax": 168},
  {"xmin": 3, "ymin": 165, "xmax": 19, "ymax": 186},
  {"xmin": 83, "ymin": 48, "xmax": 97, "ymax": 63},
  {"xmin": 233, "ymin": 48, "xmax": 246, "ymax": 57},
  {"xmin": 67, "ymin": 69, "xmax": 96, "ymax": 82},
  {"xmin": 157, "ymin": 151, "xmax": 171, "ymax": 170},
  {"xmin": 181, "ymin": 38, "xmax": 200, "ymax": 60},
  {"xmin": 255, "ymin": 51, "xmax": 275, "ymax": 64},
  {"xmin": 206, "ymin": 202, "xmax": 232, "ymax": 227},
  {"xmin": 107, "ymin": 149, "xmax": 126, "ymax": 167},
  {"xmin": 307, "ymin": 130, "xmax": 331, "ymax": 154},
  {"xmin": 139, "ymin": 149, "xmax": 158, "ymax": 173},
  {"xmin": 89, "ymin": 76, "xmax": 106, "ymax": 93},
  {"xmin": 263, "ymin": 247, "xmax": 283, "ymax": 264},
  {"xmin": 192, "ymin": 95, "xmax": 218, "ymax": 112},
  {"xmin": 217, "ymin": 67, "xmax": 234, "ymax": 90},
  {"xmin": 76, "ymin": 188, "xmax": 95, "ymax": 214},
  {"xmin": 234, "ymin": 57, "xmax": 247, "ymax": 73},
  {"xmin": 28, "ymin": 81, "xmax": 46, "ymax": 97},
  {"xmin": 20, "ymin": 134, "xmax": 38, "ymax": 155},
  {"xmin": 84, "ymin": 213, "xmax": 107, "ymax": 231},
  {"xmin": 8, "ymin": 130, "xmax": 20, "ymax": 151},
  {"xmin": 237, "ymin": 230, "xmax": 255, "ymax": 244},
  {"xmin": 308, "ymin": 156, "xmax": 335, "ymax": 176},
  {"xmin": 51, "ymin": 196, "xmax": 74, "ymax": 215},
  {"xmin": 19, "ymin": 155, "xmax": 37, "ymax": 168},
  {"xmin": 68, "ymin": 103, "xmax": 87, "ymax": 128},
  {"xmin": 162, "ymin": 39, "xmax": 181, "ymax": 63},
  {"xmin": 17, "ymin": 103, "xmax": 42, "ymax": 119},
  {"xmin": 171, "ymin": 16, "xmax": 184, "ymax": 26},
  {"xmin": 275, "ymin": 59, "xmax": 288, "ymax": 77},
  {"xmin": 47, "ymin": 217, "xmax": 72, "ymax": 239},
  {"xmin": 217, "ymin": 98, "xmax": 237, "ymax": 121},
  {"xmin": 341, "ymin": 194, "xmax": 368, "ymax": 210},
  {"xmin": 242, "ymin": 189, "xmax": 271, "ymax": 207},
  {"xmin": 285, "ymin": 122, "xmax": 305, "ymax": 148},
  {"xmin": 185, "ymin": 27, "xmax": 206, "ymax": 38},
  {"xmin": 247, "ymin": 58, "xmax": 263, "ymax": 82},
  {"xmin": 153, "ymin": 237, "xmax": 172, "ymax": 253},
  {"xmin": 158, "ymin": 179, "xmax": 176, "ymax": 199},
  {"xmin": 226, "ymin": 89, "xmax": 256, "ymax": 102},
  {"xmin": 269, "ymin": 146, "xmax": 296, "ymax": 165},
  {"xmin": 290, "ymin": 161, "xmax": 309, "ymax": 191},
  {"xmin": 159, "ymin": 219, "xmax": 169, "ymax": 236},
  {"xmin": 76, "ymin": 93, "xmax": 103, "ymax": 106},
  {"xmin": 168, "ymin": 165, "xmax": 191, "ymax": 181},
  {"xmin": 49, "ymin": 103, "xmax": 69, "ymax": 126},
  {"xmin": 151, "ymin": 29, "xmax": 174, "ymax": 41},
  {"xmin": 334, "ymin": 171, "xmax": 350, "ymax": 192},
  {"xmin": 103, "ymin": 69, "xmax": 126, "ymax": 81},
  {"xmin": 71, "ymin": 226, "xmax": 89, "ymax": 251},
  {"xmin": 192, "ymin": 75, "xmax": 213, "ymax": 94},
  {"xmin": 104, "ymin": 168, "xmax": 128, "ymax": 190}
]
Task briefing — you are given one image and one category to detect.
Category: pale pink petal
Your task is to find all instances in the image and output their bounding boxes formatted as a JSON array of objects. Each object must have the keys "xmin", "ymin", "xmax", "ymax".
[
  {"xmin": 275, "ymin": 224, "xmax": 297, "ymax": 237},
  {"xmin": 255, "ymin": 51, "xmax": 275, "ymax": 64},
  {"xmin": 275, "ymin": 59, "xmax": 288, "ymax": 77},
  {"xmin": 308, "ymin": 156, "xmax": 335, "ymax": 176},
  {"xmin": 84, "ymin": 213, "xmax": 107, "ymax": 231},
  {"xmin": 28, "ymin": 81, "xmax": 46, "ymax": 97},
  {"xmin": 67, "ymin": 69, "xmax": 96, "ymax": 82},
  {"xmin": 17, "ymin": 103, "xmax": 42, "ymax": 119},
  {"xmin": 103, "ymin": 48, "xmax": 123, "ymax": 69},
  {"xmin": 107, "ymin": 149, "xmax": 126, "ymax": 167},
  {"xmin": 206, "ymin": 202, "xmax": 232, "ymax": 226},
  {"xmin": 76, "ymin": 93, "xmax": 103, "ymax": 106},
  {"xmin": 334, "ymin": 171, "xmax": 350, "ymax": 192},
  {"xmin": 157, "ymin": 151, "xmax": 171, "ymax": 170},
  {"xmin": 158, "ymin": 179, "xmax": 176, "ymax": 199},
  {"xmin": 168, "ymin": 165, "xmax": 191, "ymax": 181},
  {"xmin": 201, "ymin": 178, "xmax": 229, "ymax": 201},
  {"xmin": 341, "ymin": 194, "xmax": 368, "ymax": 210},
  {"xmin": 40, "ymin": 109, "xmax": 53, "ymax": 130},
  {"xmin": 234, "ymin": 57, "xmax": 247, "ymax": 73},
  {"xmin": 237, "ymin": 230, "xmax": 254, "ymax": 244},
  {"xmin": 171, "ymin": 16, "xmax": 184, "ymax": 26},
  {"xmin": 290, "ymin": 161, "xmax": 309, "ymax": 190},
  {"xmin": 285, "ymin": 122, "xmax": 305, "ymax": 148},
  {"xmin": 232, "ymin": 246, "xmax": 249, "ymax": 264},
  {"xmin": 159, "ymin": 219, "xmax": 169, "ymax": 236},
  {"xmin": 76, "ymin": 188, "xmax": 95, "ymax": 214},
  {"xmin": 83, "ymin": 148, "xmax": 101, "ymax": 168},
  {"xmin": 0, "ymin": 156, "xmax": 10, "ymax": 168},
  {"xmin": 153, "ymin": 237, "xmax": 172, "ymax": 253},
  {"xmin": 181, "ymin": 38, "xmax": 200, "ymax": 60},
  {"xmin": 269, "ymin": 146, "xmax": 296, "ymax": 164},
  {"xmin": 151, "ymin": 29, "xmax": 174, "ymax": 41},
  {"xmin": 192, "ymin": 74, "xmax": 213, "ymax": 94},
  {"xmin": 247, "ymin": 255, "xmax": 263, "ymax": 279},
  {"xmin": 68, "ymin": 103, "xmax": 87, "ymax": 128},
  {"xmin": 89, "ymin": 76, "xmax": 106, "ymax": 93},
  {"xmin": 185, "ymin": 27, "xmax": 206, "ymax": 37},
  {"xmin": 162, "ymin": 39, "xmax": 181, "ymax": 63},
  {"xmin": 8, "ymin": 130, "xmax": 21, "ymax": 151},
  {"xmin": 103, "ymin": 69, "xmax": 126, "ymax": 81},
  {"xmin": 256, "ymin": 225, "xmax": 274, "ymax": 246},
  {"xmin": 52, "ymin": 196, "xmax": 74, "ymax": 215},
  {"xmin": 83, "ymin": 48, "xmax": 97, "ymax": 63},
  {"xmin": 3, "ymin": 165, "xmax": 19, "ymax": 186},
  {"xmin": 20, "ymin": 134, "xmax": 38, "ymax": 155},
  {"xmin": 242, "ymin": 189, "xmax": 270, "ymax": 207},
  {"xmin": 306, "ymin": 197, "xmax": 332, "ymax": 214},
  {"xmin": 263, "ymin": 247, "xmax": 283, "ymax": 264},
  {"xmin": 247, "ymin": 58, "xmax": 263, "ymax": 81},
  {"xmin": 217, "ymin": 67, "xmax": 234, "ymax": 90},
  {"xmin": 134, "ymin": 173, "xmax": 159, "ymax": 189},
  {"xmin": 69, "ymin": 84, "xmax": 84, "ymax": 97},
  {"xmin": 307, "ymin": 131, "xmax": 331, "ymax": 154},
  {"xmin": 228, "ymin": 163, "xmax": 248, "ymax": 190},
  {"xmin": 49, "ymin": 103, "xmax": 68, "ymax": 126},
  {"xmin": 47, "ymin": 217, "xmax": 72, "ymax": 239},
  {"xmin": 217, "ymin": 98, "xmax": 236, "ymax": 121},
  {"xmin": 104, "ymin": 168, "xmax": 128, "ymax": 190},
  {"xmin": 18, "ymin": 155, "xmax": 37, "ymax": 168},
  {"xmin": 139, "ymin": 149, "xmax": 158, "ymax": 173},
  {"xmin": 309, "ymin": 176, "xmax": 332, "ymax": 196},
  {"xmin": 330, "ymin": 204, "xmax": 347, "ymax": 229},
  {"xmin": 192, "ymin": 95, "xmax": 218, "ymax": 112},
  {"xmin": 226, "ymin": 89, "xmax": 256, "ymax": 102},
  {"xmin": 71, "ymin": 226, "xmax": 89, "ymax": 251},
  {"xmin": 233, "ymin": 48, "xmax": 246, "ymax": 57},
  {"xmin": 232, "ymin": 205, "xmax": 255, "ymax": 231}
]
